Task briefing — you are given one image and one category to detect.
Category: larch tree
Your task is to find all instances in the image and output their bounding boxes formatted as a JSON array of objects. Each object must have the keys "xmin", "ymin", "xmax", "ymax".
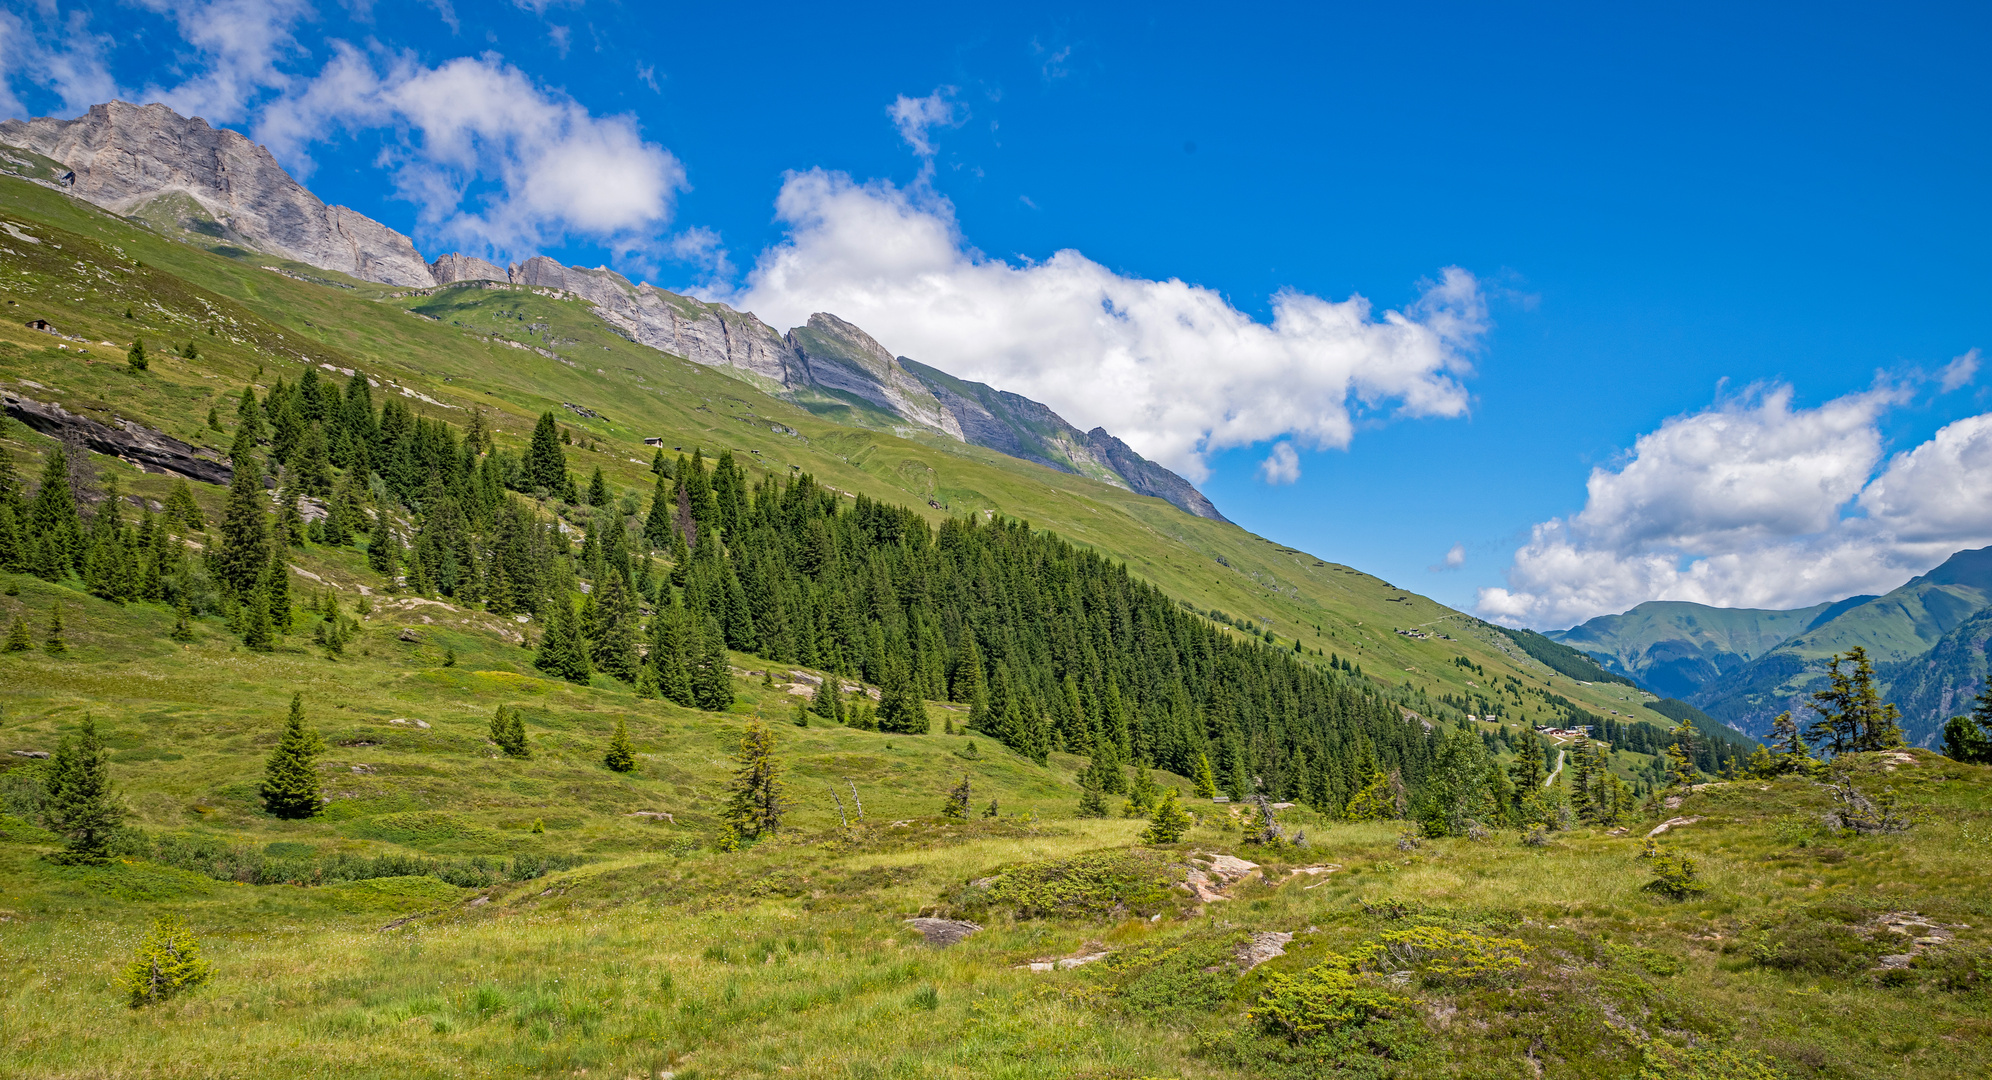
[{"xmin": 723, "ymin": 720, "xmax": 785, "ymax": 840}]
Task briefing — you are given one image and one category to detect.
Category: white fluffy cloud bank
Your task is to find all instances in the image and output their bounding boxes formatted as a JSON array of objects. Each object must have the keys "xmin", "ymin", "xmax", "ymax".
[
  {"xmin": 1479, "ymin": 370, "xmax": 1992, "ymax": 628},
  {"xmin": 0, "ymin": 2, "xmax": 685, "ymax": 264},
  {"xmin": 734, "ymin": 171, "xmax": 1486, "ymax": 478},
  {"xmin": 258, "ymin": 44, "xmax": 684, "ymax": 260}
]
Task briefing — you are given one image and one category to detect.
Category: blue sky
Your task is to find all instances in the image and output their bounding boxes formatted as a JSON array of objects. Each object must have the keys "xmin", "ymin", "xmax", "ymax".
[{"xmin": 5, "ymin": 1, "xmax": 1989, "ymax": 627}]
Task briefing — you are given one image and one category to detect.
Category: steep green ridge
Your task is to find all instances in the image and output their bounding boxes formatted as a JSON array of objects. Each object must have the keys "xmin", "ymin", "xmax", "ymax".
[
  {"xmin": 1695, "ymin": 547, "xmax": 1992, "ymax": 743},
  {"xmin": 1548, "ymin": 599, "xmax": 1839, "ymax": 698},
  {"xmin": 0, "ymin": 171, "xmax": 1658, "ymax": 729}
]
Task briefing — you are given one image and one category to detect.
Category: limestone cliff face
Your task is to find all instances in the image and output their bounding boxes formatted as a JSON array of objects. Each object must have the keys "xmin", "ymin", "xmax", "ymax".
[
  {"xmin": 897, "ymin": 356, "xmax": 1230, "ymax": 523},
  {"xmin": 506, "ymin": 257, "xmax": 799, "ymax": 387},
  {"xmin": 785, "ymin": 314, "xmax": 963, "ymax": 439},
  {"xmin": 429, "ymin": 253, "xmax": 507, "ymax": 284},
  {"xmin": 0, "ymin": 101, "xmax": 435, "ymax": 287},
  {"xmin": 2, "ymin": 99, "xmax": 1227, "ymax": 522}
]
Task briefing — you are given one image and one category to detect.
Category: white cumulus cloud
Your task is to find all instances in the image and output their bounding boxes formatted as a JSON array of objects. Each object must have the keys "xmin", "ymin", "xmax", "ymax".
[
  {"xmin": 1479, "ymin": 380, "xmax": 1992, "ymax": 628},
  {"xmin": 731, "ymin": 170, "xmax": 1485, "ymax": 479},
  {"xmin": 134, "ymin": 0, "xmax": 313, "ymax": 123},
  {"xmin": 0, "ymin": 5, "xmax": 119, "ymax": 119},
  {"xmin": 1941, "ymin": 348, "xmax": 1981, "ymax": 393},
  {"xmin": 1260, "ymin": 442, "xmax": 1301, "ymax": 484},
  {"xmin": 258, "ymin": 44, "xmax": 685, "ymax": 260},
  {"xmin": 887, "ymin": 87, "xmax": 963, "ymax": 160}
]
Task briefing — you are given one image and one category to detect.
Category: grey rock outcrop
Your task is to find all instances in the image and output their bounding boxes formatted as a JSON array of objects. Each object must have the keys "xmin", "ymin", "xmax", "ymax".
[
  {"xmin": 0, "ymin": 101, "xmax": 434, "ymax": 287},
  {"xmin": 505, "ymin": 257, "xmax": 800, "ymax": 387},
  {"xmin": 429, "ymin": 252, "xmax": 507, "ymax": 285},
  {"xmin": 786, "ymin": 314, "xmax": 962, "ymax": 438},
  {"xmin": 898, "ymin": 356, "xmax": 1229, "ymax": 522},
  {"xmin": 3, "ymin": 390, "xmax": 230, "ymax": 485}
]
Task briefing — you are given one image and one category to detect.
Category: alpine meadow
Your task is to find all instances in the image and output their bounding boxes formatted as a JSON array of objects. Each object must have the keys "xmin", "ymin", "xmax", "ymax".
[{"xmin": 1, "ymin": 25, "xmax": 1991, "ymax": 1080}]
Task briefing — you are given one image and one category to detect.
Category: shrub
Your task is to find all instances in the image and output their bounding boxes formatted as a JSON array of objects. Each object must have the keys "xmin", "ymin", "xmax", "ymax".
[
  {"xmin": 121, "ymin": 916, "xmax": 211, "ymax": 1007},
  {"xmin": 1635, "ymin": 1041, "xmax": 1788, "ymax": 1080},
  {"xmin": 1359, "ymin": 926, "xmax": 1530, "ymax": 987},
  {"xmin": 1747, "ymin": 909, "xmax": 1887, "ymax": 976},
  {"xmin": 945, "ymin": 851, "xmax": 1180, "ymax": 921},
  {"xmin": 1140, "ymin": 790, "xmax": 1194, "ymax": 844},
  {"xmin": 1251, "ymin": 958, "xmax": 1411, "ymax": 1043},
  {"xmin": 1645, "ymin": 852, "xmax": 1705, "ymax": 899}
]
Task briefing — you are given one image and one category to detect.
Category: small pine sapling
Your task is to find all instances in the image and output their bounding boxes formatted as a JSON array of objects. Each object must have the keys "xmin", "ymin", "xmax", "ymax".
[
  {"xmin": 43, "ymin": 602, "xmax": 65, "ymax": 655},
  {"xmin": 983, "ymin": 797, "xmax": 1000, "ymax": 819},
  {"xmin": 126, "ymin": 339, "xmax": 147, "ymax": 372},
  {"xmin": 604, "ymin": 717, "xmax": 637, "ymax": 773},
  {"xmin": 121, "ymin": 916, "xmax": 211, "ymax": 1007},
  {"xmin": 3, "ymin": 614, "xmax": 29, "ymax": 652},
  {"xmin": 1141, "ymin": 789, "xmax": 1195, "ymax": 844},
  {"xmin": 941, "ymin": 774, "xmax": 971, "ymax": 819}
]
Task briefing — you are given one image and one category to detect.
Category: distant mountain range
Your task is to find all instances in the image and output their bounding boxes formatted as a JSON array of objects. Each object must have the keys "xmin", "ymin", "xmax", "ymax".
[
  {"xmin": 1548, "ymin": 546, "xmax": 1992, "ymax": 747},
  {"xmin": 0, "ymin": 101, "xmax": 1225, "ymax": 523}
]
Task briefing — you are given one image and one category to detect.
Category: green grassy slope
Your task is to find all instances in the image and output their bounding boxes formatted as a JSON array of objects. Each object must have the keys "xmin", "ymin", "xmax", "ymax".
[
  {"xmin": 1548, "ymin": 599, "xmax": 1839, "ymax": 694},
  {"xmin": 0, "ymin": 172, "xmax": 1663, "ymax": 730},
  {"xmin": 2, "ymin": 174, "xmax": 1989, "ymax": 1080}
]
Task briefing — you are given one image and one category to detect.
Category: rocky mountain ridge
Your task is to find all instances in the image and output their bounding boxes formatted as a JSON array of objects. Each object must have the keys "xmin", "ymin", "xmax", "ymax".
[{"xmin": 0, "ymin": 101, "xmax": 1225, "ymax": 521}]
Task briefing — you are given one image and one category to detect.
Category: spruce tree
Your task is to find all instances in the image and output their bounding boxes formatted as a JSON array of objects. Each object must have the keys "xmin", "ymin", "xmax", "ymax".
[
  {"xmin": 723, "ymin": 720, "xmax": 784, "ymax": 840},
  {"xmin": 235, "ymin": 385, "xmax": 264, "ymax": 445},
  {"xmin": 169, "ymin": 597, "xmax": 194, "ymax": 642},
  {"xmin": 590, "ymin": 573, "xmax": 639, "ymax": 682},
  {"xmin": 43, "ymin": 602, "xmax": 65, "ymax": 654},
  {"xmin": 643, "ymin": 472, "xmax": 673, "ymax": 548},
  {"xmin": 215, "ymin": 446, "xmax": 270, "ymax": 597},
  {"xmin": 1123, "ymin": 761, "xmax": 1159, "ymax": 817},
  {"xmin": 524, "ymin": 411, "xmax": 567, "ymax": 494},
  {"xmin": 367, "ymin": 524, "xmax": 401, "ymax": 585},
  {"xmin": 941, "ymin": 773, "xmax": 971, "ymax": 819},
  {"xmin": 121, "ymin": 916, "xmax": 211, "ymax": 1007},
  {"xmin": 0, "ymin": 505, "xmax": 23, "ymax": 574},
  {"xmin": 1807, "ymin": 648, "xmax": 1903, "ymax": 754},
  {"xmin": 1192, "ymin": 751, "xmax": 1219, "ymax": 798},
  {"xmin": 126, "ymin": 338, "xmax": 147, "ymax": 372},
  {"xmin": 1140, "ymin": 789, "xmax": 1194, "ymax": 844},
  {"xmin": 876, "ymin": 661, "xmax": 928, "ymax": 734},
  {"xmin": 293, "ymin": 422, "xmax": 333, "ymax": 498},
  {"xmin": 164, "ymin": 478, "xmax": 206, "ymax": 530},
  {"xmin": 3, "ymin": 614, "xmax": 29, "ymax": 652},
  {"xmin": 534, "ymin": 597, "xmax": 592, "ymax": 684},
  {"xmin": 43, "ymin": 714, "xmax": 124, "ymax": 861},
  {"xmin": 587, "ymin": 466, "xmax": 609, "ymax": 508},
  {"xmin": 1076, "ymin": 766, "xmax": 1110, "ymax": 817},
  {"xmin": 691, "ymin": 615, "xmax": 734, "ymax": 711},
  {"xmin": 262, "ymin": 693, "xmax": 325, "ymax": 818},
  {"xmin": 1941, "ymin": 684, "xmax": 1992, "ymax": 764},
  {"xmin": 27, "ymin": 445, "xmax": 81, "ymax": 578},
  {"xmin": 1663, "ymin": 719, "xmax": 1700, "ymax": 790},
  {"xmin": 1768, "ymin": 711, "xmax": 1817, "ymax": 774},
  {"xmin": 604, "ymin": 717, "xmax": 637, "ymax": 772},
  {"xmin": 812, "ymin": 675, "xmax": 842, "ymax": 721}
]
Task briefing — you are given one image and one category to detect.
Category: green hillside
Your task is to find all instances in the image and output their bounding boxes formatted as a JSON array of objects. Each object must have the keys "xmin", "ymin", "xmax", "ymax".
[
  {"xmin": 1694, "ymin": 549, "xmax": 1992, "ymax": 743},
  {"xmin": 1548, "ymin": 599, "xmax": 1840, "ymax": 698},
  {"xmin": 9, "ymin": 169, "xmax": 1987, "ymax": 1080}
]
